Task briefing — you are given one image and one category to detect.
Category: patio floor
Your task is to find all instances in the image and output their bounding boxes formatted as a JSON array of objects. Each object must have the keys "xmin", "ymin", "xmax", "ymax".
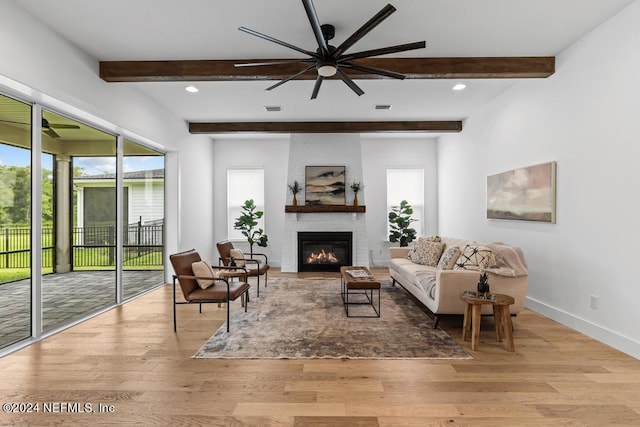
[{"xmin": 0, "ymin": 270, "xmax": 164, "ymax": 348}]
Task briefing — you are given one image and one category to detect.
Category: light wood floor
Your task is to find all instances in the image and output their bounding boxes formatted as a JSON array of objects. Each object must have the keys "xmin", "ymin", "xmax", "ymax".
[{"xmin": 1, "ymin": 268, "xmax": 639, "ymax": 426}]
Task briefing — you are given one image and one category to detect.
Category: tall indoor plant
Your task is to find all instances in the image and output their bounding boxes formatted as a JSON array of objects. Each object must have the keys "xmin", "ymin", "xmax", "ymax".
[
  {"xmin": 388, "ymin": 200, "xmax": 417, "ymax": 247},
  {"xmin": 234, "ymin": 199, "xmax": 268, "ymax": 257}
]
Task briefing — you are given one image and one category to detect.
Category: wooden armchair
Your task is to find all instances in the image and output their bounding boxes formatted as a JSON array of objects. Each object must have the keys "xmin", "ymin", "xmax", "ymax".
[
  {"xmin": 169, "ymin": 249, "xmax": 250, "ymax": 332},
  {"xmin": 216, "ymin": 240, "xmax": 270, "ymax": 297}
]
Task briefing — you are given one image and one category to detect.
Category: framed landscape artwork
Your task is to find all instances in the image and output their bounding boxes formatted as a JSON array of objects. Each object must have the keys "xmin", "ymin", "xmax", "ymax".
[
  {"xmin": 487, "ymin": 161, "xmax": 556, "ymax": 223},
  {"xmin": 305, "ymin": 166, "xmax": 346, "ymax": 205}
]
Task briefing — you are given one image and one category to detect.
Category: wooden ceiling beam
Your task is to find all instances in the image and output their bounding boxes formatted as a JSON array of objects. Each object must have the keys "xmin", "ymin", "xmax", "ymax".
[
  {"xmin": 100, "ymin": 57, "xmax": 554, "ymax": 82},
  {"xmin": 188, "ymin": 121, "xmax": 463, "ymax": 134}
]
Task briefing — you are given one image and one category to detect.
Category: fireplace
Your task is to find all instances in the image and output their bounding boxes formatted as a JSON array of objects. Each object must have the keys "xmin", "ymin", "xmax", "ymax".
[{"xmin": 298, "ymin": 231, "xmax": 353, "ymax": 272}]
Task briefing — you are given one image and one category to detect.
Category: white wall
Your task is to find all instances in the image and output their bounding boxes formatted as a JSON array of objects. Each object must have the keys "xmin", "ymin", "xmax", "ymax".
[
  {"xmin": 362, "ymin": 136, "xmax": 439, "ymax": 266},
  {"xmin": 438, "ymin": 1, "xmax": 640, "ymax": 358},
  {"xmin": 211, "ymin": 136, "xmax": 290, "ymax": 265}
]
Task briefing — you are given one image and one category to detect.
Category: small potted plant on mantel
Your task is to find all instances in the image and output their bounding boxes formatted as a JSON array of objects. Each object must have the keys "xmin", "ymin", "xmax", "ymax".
[
  {"xmin": 288, "ymin": 180, "xmax": 301, "ymax": 206},
  {"xmin": 350, "ymin": 181, "xmax": 363, "ymax": 206}
]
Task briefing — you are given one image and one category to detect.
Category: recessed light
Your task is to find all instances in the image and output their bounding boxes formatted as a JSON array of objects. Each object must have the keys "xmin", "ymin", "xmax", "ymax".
[
  {"xmin": 265, "ymin": 106, "xmax": 282, "ymax": 112},
  {"xmin": 452, "ymin": 83, "xmax": 466, "ymax": 91},
  {"xmin": 375, "ymin": 104, "xmax": 392, "ymax": 110},
  {"xmin": 185, "ymin": 85, "xmax": 199, "ymax": 93}
]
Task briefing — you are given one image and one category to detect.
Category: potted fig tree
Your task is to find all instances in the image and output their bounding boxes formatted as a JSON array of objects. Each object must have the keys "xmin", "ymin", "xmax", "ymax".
[
  {"xmin": 388, "ymin": 200, "xmax": 418, "ymax": 247},
  {"xmin": 234, "ymin": 199, "xmax": 268, "ymax": 257}
]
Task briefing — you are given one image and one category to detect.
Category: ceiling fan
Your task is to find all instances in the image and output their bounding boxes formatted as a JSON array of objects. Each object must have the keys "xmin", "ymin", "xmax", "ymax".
[
  {"xmin": 236, "ymin": 0, "xmax": 426, "ymax": 99},
  {"xmin": 0, "ymin": 117, "xmax": 80, "ymax": 138}
]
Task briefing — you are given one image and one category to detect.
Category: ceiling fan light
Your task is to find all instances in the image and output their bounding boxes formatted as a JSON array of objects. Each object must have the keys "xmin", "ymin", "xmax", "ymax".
[{"xmin": 317, "ymin": 64, "xmax": 337, "ymax": 77}]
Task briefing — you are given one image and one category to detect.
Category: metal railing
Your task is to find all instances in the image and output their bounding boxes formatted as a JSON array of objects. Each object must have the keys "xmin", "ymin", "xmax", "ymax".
[
  {"xmin": 72, "ymin": 220, "xmax": 164, "ymax": 268},
  {"xmin": 0, "ymin": 227, "xmax": 54, "ymax": 269},
  {"xmin": 0, "ymin": 222, "xmax": 163, "ymax": 269}
]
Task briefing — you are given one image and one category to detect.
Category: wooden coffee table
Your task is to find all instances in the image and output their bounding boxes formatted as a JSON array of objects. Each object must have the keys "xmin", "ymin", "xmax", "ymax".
[
  {"xmin": 460, "ymin": 291, "xmax": 515, "ymax": 352},
  {"xmin": 340, "ymin": 266, "xmax": 380, "ymax": 318}
]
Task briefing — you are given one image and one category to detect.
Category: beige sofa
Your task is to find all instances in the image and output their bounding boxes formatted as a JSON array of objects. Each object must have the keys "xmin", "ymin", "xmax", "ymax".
[{"xmin": 389, "ymin": 237, "xmax": 528, "ymax": 327}]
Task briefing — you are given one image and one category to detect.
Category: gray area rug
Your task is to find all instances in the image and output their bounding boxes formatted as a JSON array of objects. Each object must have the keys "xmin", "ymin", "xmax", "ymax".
[{"xmin": 194, "ymin": 277, "xmax": 471, "ymax": 359}]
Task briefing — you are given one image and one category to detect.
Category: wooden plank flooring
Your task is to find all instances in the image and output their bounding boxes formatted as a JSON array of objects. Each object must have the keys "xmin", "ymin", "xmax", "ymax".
[{"xmin": 0, "ymin": 268, "xmax": 639, "ymax": 426}]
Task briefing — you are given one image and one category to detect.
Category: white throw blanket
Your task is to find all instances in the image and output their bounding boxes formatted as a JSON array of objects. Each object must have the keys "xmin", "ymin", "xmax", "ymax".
[{"xmin": 485, "ymin": 243, "xmax": 529, "ymax": 277}]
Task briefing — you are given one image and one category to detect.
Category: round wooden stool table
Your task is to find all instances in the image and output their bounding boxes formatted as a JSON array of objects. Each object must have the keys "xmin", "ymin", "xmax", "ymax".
[{"xmin": 460, "ymin": 292, "xmax": 515, "ymax": 352}]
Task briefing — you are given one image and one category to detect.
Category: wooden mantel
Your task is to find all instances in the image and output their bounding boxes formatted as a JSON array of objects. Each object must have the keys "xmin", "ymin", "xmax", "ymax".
[{"xmin": 285, "ymin": 205, "xmax": 365, "ymax": 213}]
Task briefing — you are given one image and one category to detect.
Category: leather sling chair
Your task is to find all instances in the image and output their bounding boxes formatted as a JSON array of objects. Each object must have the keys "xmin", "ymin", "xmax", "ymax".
[
  {"xmin": 216, "ymin": 240, "xmax": 269, "ymax": 297},
  {"xmin": 170, "ymin": 249, "xmax": 250, "ymax": 332}
]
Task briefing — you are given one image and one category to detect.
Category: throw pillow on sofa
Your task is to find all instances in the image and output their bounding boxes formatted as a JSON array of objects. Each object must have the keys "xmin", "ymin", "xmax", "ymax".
[
  {"xmin": 454, "ymin": 244, "xmax": 496, "ymax": 271},
  {"xmin": 407, "ymin": 237, "xmax": 445, "ymax": 267},
  {"xmin": 437, "ymin": 246, "xmax": 461, "ymax": 270}
]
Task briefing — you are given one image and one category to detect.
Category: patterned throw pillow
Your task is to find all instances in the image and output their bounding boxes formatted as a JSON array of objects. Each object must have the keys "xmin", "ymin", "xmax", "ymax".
[
  {"xmin": 191, "ymin": 260, "xmax": 219, "ymax": 289},
  {"xmin": 437, "ymin": 246, "xmax": 461, "ymax": 270},
  {"xmin": 407, "ymin": 237, "xmax": 445, "ymax": 267},
  {"xmin": 453, "ymin": 245, "xmax": 497, "ymax": 271}
]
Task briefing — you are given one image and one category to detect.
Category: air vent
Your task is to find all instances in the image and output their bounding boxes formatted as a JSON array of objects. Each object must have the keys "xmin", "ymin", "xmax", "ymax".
[
  {"xmin": 265, "ymin": 105, "xmax": 282, "ymax": 112},
  {"xmin": 375, "ymin": 104, "xmax": 392, "ymax": 110}
]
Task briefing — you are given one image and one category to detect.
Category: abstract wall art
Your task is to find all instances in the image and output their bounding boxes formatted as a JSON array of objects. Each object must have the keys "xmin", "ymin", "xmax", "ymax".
[
  {"xmin": 487, "ymin": 161, "xmax": 556, "ymax": 223},
  {"xmin": 305, "ymin": 166, "xmax": 346, "ymax": 205}
]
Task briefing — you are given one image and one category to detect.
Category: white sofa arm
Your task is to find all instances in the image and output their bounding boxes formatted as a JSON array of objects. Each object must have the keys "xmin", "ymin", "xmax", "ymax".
[
  {"xmin": 433, "ymin": 269, "xmax": 482, "ymax": 312},
  {"xmin": 389, "ymin": 247, "xmax": 411, "ymax": 259},
  {"xmin": 435, "ymin": 269, "xmax": 527, "ymax": 314}
]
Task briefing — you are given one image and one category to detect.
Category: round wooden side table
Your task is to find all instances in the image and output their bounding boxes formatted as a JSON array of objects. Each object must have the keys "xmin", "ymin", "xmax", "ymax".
[{"xmin": 460, "ymin": 292, "xmax": 515, "ymax": 352}]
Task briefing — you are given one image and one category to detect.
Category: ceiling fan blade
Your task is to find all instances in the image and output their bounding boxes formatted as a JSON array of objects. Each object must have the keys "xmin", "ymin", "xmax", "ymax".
[
  {"xmin": 0, "ymin": 119, "xmax": 28, "ymax": 126},
  {"xmin": 44, "ymin": 128, "xmax": 60, "ymax": 139},
  {"xmin": 301, "ymin": 0, "xmax": 330, "ymax": 57},
  {"xmin": 239, "ymin": 26, "xmax": 320, "ymax": 58},
  {"xmin": 310, "ymin": 75, "xmax": 324, "ymax": 99},
  {"xmin": 339, "ymin": 41, "xmax": 426, "ymax": 62},
  {"xmin": 50, "ymin": 123, "xmax": 81, "ymax": 129},
  {"xmin": 341, "ymin": 62, "xmax": 406, "ymax": 80},
  {"xmin": 335, "ymin": 69, "xmax": 364, "ymax": 96},
  {"xmin": 333, "ymin": 3, "xmax": 396, "ymax": 58},
  {"xmin": 235, "ymin": 59, "xmax": 314, "ymax": 67},
  {"xmin": 266, "ymin": 64, "xmax": 317, "ymax": 91}
]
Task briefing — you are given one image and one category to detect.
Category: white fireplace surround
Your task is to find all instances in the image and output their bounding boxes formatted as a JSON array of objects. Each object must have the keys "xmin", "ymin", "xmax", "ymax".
[{"xmin": 281, "ymin": 134, "xmax": 369, "ymax": 272}]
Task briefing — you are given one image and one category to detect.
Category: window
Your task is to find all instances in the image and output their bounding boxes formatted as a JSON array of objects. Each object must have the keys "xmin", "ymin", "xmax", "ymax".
[
  {"xmin": 227, "ymin": 168, "xmax": 265, "ymax": 240},
  {"xmin": 386, "ymin": 168, "xmax": 424, "ymax": 238}
]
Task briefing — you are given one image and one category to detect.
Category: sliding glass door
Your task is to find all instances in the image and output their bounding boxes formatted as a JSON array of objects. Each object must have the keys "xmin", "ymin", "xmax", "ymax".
[
  {"xmin": 0, "ymin": 90, "xmax": 166, "ymax": 353},
  {"xmin": 42, "ymin": 110, "xmax": 118, "ymax": 333},
  {"xmin": 0, "ymin": 94, "xmax": 32, "ymax": 348},
  {"xmin": 122, "ymin": 140, "xmax": 165, "ymax": 299}
]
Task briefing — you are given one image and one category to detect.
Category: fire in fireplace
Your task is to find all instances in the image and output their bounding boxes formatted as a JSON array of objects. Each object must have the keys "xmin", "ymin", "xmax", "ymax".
[
  {"xmin": 298, "ymin": 231, "xmax": 353, "ymax": 272},
  {"xmin": 307, "ymin": 249, "xmax": 339, "ymax": 264}
]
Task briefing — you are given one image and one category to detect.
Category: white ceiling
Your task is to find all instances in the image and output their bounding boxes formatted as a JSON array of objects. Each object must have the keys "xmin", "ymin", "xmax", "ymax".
[{"xmin": 12, "ymin": 0, "xmax": 636, "ymax": 127}]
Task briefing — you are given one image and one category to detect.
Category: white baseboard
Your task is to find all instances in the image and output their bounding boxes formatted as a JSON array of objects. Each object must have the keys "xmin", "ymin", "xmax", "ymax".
[{"xmin": 526, "ymin": 297, "xmax": 640, "ymax": 360}]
